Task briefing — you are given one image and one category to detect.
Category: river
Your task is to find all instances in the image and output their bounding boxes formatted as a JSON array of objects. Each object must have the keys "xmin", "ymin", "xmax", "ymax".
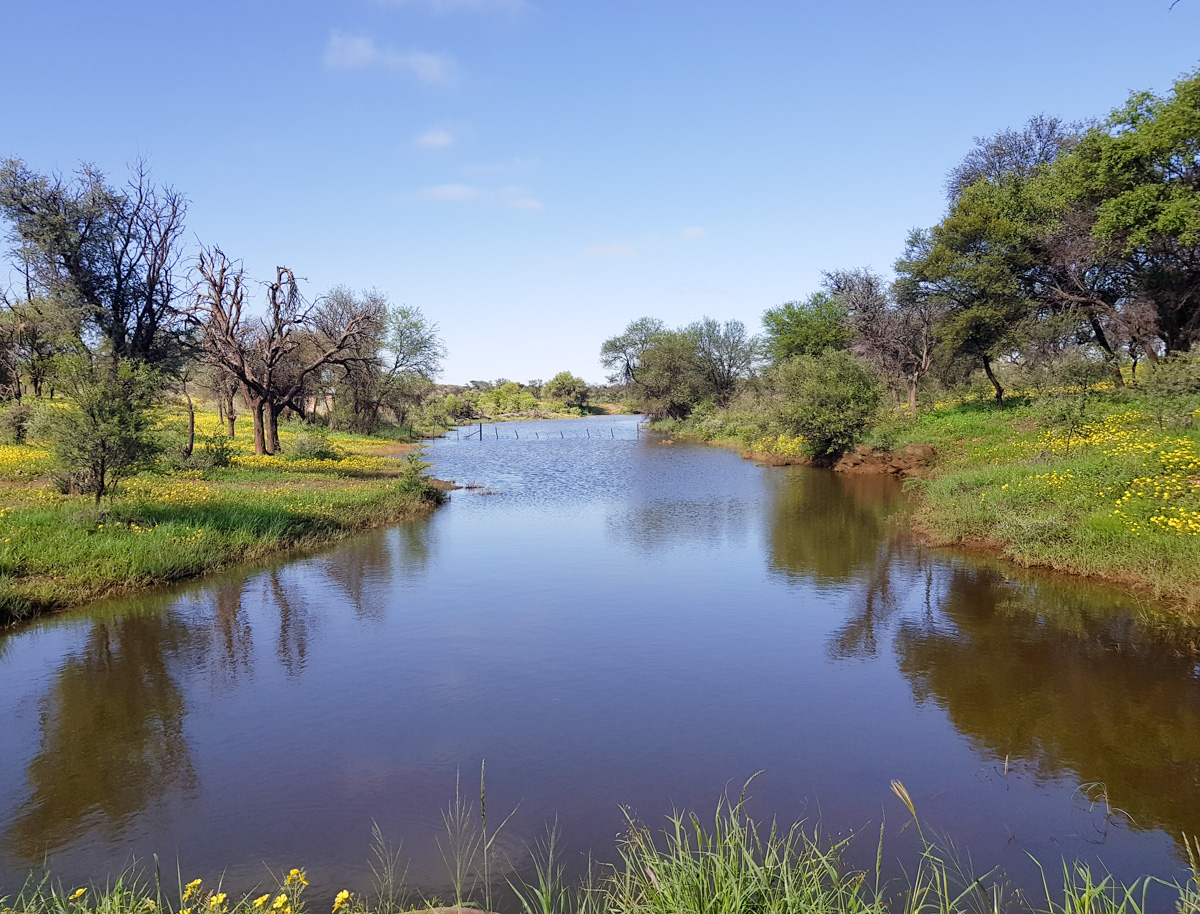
[{"xmin": 1, "ymin": 413, "xmax": 1198, "ymax": 902}]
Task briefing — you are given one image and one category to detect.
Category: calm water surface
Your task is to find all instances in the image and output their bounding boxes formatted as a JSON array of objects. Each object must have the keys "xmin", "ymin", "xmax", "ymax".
[{"xmin": 2, "ymin": 414, "xmax": 1199, "ymax": 899}]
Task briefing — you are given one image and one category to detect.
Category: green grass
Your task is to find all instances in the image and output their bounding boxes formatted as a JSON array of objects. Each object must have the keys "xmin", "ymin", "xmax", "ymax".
[
  {"xmin": 881, "ymin": 393, "xmax": 1200, "ymax": 605},
  {"xmin": 4, "ymin": 787, "xmax": 1197, "ymax": 914},
  {"xmin": 0, "ymin": 405, "xmax": 445, "ymax": 625}
]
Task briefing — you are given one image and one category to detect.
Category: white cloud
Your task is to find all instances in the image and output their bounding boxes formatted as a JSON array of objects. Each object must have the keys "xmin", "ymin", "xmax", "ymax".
[
  {"xmin": 681, "ymin": 226, "xmax": 706, "ymax": 239},
  {"xmin": 585, "ymin": 242, "xmax": 637, "ymax": 257},
  {"xmin": 416, "ymin": 128, "xmax": 455, "ymax": 148},
  {"xmin": 420, "ymin": 183, "xmax": 478, "ymax": 201},
  {"xmin": 323, "ymin": 32, "xmax": 456, "ymax": 85},
  {"xmin": 376, "ymin": 0, "xmax": 530, "ymax": 12}
]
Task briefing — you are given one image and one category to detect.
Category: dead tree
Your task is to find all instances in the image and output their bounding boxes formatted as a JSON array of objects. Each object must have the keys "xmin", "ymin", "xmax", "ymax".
[{"xmin": 191, "ymin": 247, "xmax": 380, "ymax": 454}]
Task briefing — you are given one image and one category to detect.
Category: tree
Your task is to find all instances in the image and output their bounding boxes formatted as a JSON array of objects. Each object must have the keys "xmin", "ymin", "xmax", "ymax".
[
  {"xmin": 600, "ymin": 318, "xmax": 710, "ymax": 420},
  {"xmin": 0, "ymin": 158, "xmax": 188, "ymax": 367},
  {"xmin": 36, "ymin": 355, "xmax": 161, "ymax": 504},
  {"xmin": 191, "ymin": 247, "xmax": 380, "ymax": 454},
  {"xmin": 762, "ymin": 292, "xmax": 851, "ymax": 362},
  {"xmin": 330, "ymin": 289, "xmax": 445, "ymax": 433},
  {"xmin": 688, "ymin": 317, "xmax": 759, "ymax": 405},
  {"xmin": 543, "ymin": 371, "xmax": 589, "ymax": 409},
  {"xmin": 826, "ymin": 266, "xmax": 945, "ymax": 419},
  {"xmin": 1054, "ymin": 68, "xmax": 1200, "ymax": 355},
  {"xmin": 946, "ymin": 114, "xmax": 1080, "ymax": 202}
]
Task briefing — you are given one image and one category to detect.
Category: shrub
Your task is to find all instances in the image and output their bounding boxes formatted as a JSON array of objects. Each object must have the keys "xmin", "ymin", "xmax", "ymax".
[
  {"xmin": 768, "ymin": 350, "xmax": 882, "ymax": 457},
  {"xmin": 194, "ymin": 433, "xmax": 235, "ymax": 469},
  {"xmin": 1138, "ymin": 353, "xmax": 1200, "ymax": 429},
  {"xmin": 0, "ymin": 401, "xmax": 32, "ymax": 443},
  {"xmin": 34, "ymin": 357, "xmax": 162, "ymax": 504},
  {"xmin": 289, "ymin": 431, "xmax": 340, "ymax": 461}
]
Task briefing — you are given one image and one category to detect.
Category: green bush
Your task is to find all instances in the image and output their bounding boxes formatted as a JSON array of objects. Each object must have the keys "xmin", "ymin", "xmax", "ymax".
[
  {"xmin": 0, "ymin": 401, "xmax": 32, "ymax": 443},
  {"xmin": 769, "ymin": 350, "xmax": 883, "ymax": 457},
  {"xmin": 289, "ymin": 431, "xmax": 340, "ymax": 461}
]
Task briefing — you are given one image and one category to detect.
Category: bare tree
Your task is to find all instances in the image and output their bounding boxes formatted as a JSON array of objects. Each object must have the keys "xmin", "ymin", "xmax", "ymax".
[
  {"xmin": 827, "ymin": 267, "xmax": 944, "ymax": 419},
  {"xmin": 191, "ymin": 247, "xmax": 381, "ymax": 454},
  {"xmin": 945, "ymin": 114, "xmax": 1080, "ymax": 201}
]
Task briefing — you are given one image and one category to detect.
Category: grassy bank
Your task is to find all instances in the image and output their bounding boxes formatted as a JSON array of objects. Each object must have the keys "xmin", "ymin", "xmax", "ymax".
[
  {"xmin": 0, "ymin": 406, "xmax": 445, "ymax": 625},
  {"xmin": 3, "ymin": 790, "xmax": 1196, "ymax": 914},
  {"xmin": 654, "ymin": 386, "xmax": 1200, "ymax": 606}
]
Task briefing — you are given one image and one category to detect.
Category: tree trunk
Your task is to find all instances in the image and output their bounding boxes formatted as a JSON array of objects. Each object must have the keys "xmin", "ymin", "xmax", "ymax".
[
  {"xmin": 907, "ymin": 382, "xmax": 919, "ymax": 421},
  {"xmin": 251, "ymin": 398, "xmax": 267, "ymax": 455},
  {"xmin": 267, "ymin": 403, "xmax": 282, "ymax": 455},
  {"xmin": 182, "ymin": 381, "xmax": 195, "ymax": 459},
  {"xmin": 225, "ymin": 392, "xmax": 237, "ymax": 437},
  {"xmin": 982, "ymin": 357, "xmax": 1004, "ymax": 405}
]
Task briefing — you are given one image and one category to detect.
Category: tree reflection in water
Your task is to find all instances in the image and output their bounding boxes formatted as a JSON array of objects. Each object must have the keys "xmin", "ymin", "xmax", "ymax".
[
  {"xmin": 891, "ymin": 563, "xmax": 1200, "ymax": 840},
  {"xmin": 766, "ymin": 469, "xmax": 907, "ymax": 588},
  {"xmin": 3, "ymin": 611, "xmax": 198, "ymax": 863}
]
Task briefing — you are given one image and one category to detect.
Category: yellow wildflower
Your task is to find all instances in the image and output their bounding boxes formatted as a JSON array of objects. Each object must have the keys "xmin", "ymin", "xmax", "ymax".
[
  {"xmin": 183, "ymin": 880, "xmax": 203, "ymax": 901},
  {"xmin": 209, "ymin": 894, "xmax": 227, "ymax": 909},
  {"xmin": 69, "ymin": 889, "xmax": 87, "ymax": 901},
  {"xmin": 272, "ymin": 895, "xmax": 288, "ymax": 910},
  {"xmin": 253, "ymin": 896, "xmax": 270, "ymax": 909},
  {"xmin": 332, "ymin": 890, "xmax": 351, "ymax": 914}
]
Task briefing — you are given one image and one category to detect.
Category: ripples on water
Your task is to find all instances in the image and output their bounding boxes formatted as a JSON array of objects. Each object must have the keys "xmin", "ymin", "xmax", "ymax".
[{"xmin": 1, "ymin": 414, "xmax": 1198, "ymax": 898}]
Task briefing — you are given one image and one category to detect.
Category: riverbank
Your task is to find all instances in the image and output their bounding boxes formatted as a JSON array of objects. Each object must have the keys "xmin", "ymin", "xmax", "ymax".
[
  {"xmin": 0, "ymin": 409, "xmax": 446, "ymax": 626},
  {"xmin": 5, "ymin": 791, "xmax": 1195, "ymax": 914},
  {"xmin": 654, "ymin": 391, "xmax": 1200, "ymax": 606}
]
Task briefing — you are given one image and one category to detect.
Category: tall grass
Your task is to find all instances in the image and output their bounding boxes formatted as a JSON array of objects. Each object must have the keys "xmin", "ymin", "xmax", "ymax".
[{"xmin": 4, "ymin": 785, "xmax": 1197, "ymax": 914}]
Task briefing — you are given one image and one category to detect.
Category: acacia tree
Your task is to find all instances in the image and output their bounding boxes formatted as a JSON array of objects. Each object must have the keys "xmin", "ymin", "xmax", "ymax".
[
  {"xmin": 688, "ymin": 317, "xmax": 759, "ymax": 406},
  {"xmin": 0, "ymin": 158, "xmax": 188, "ymax": 367},
  {"xmin": 543, "ymin": 370, "xmax": 589, "ymax": 409},
  {"xmin": 191, "ymin": 247, "xmax": 380, "ymax": 454},
  {"xmin": 601, "ymin": 318, "xmax": 712, "ymax": 419}
]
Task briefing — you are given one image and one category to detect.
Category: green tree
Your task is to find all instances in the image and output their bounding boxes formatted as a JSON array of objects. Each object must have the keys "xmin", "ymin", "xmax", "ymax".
[
  {"xmin": 1055, "ymin": 67, "xmax": 1200, "ymax": 355},
  {"xmin": 543, "ymin": 370, "xmax": 589, "ymax": 409},
  {"xmin": 0, "ymin": 158, "xmax": 188, "ymax": 367},
  {"xmin": 768, "ymin": 350, "xmax": 882, "ymax": 457},
  {"xmin": 689, "ymin": 317, "xmax": 759, "ymax": 405},
  {"xmin": 601, "ymin": 319, "xmax": 710, "ymax": 420},
  {"xmin": 36, "ymin": 356, "xmax": 162, "ymax": 504},
  {"xmin": 761, "ymin": 292, "xmax": 850, "ymax": 363}
]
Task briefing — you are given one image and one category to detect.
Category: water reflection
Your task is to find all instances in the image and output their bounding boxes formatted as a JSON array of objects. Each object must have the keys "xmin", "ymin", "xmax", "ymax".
[
  {"xmin": 767, "ymin": 470, "xmax": 906, "ymax": 587},
  {"xmin": 4, "ymin": 611, "xmax": 198, "ymax": 862},
  {"xmin": 893, "ymin": 563, "xmax": 1200, "ymax": 839},
  {"xmin": 1, "ymin": 416, "xmax": 1196, "ymax": 897}
]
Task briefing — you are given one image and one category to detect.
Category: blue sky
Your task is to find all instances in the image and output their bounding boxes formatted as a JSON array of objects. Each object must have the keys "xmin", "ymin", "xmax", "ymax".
[{"xmin": 3, "ymin": 0, "xmax": 1199, "ymax": 384}]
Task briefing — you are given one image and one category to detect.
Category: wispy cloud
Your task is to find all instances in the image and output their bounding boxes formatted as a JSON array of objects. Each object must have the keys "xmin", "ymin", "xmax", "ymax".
[
  {"xmin": 463, "ymin": 157, "xmax": 539, "ymax": 176},
  {"xmin": 500, "ymin": 185, "xmax": 543, "ymax": 209},
  {"xmin": 681, "ymin": 226, "xmax": 706, "ymax": 239},
  {"xmin": 323, "ymin": 32, "xmax": 457, "ymax": 84},
  {"xmin": 418, "ymin": 183, "xmax": 543, "ymax": 209},
  {"xmin": 585, "ymin": 241, "xmax": 637, "ymax": 257},
  {"xmin": 376, "ymin": 0, "xmax": 530, "ymax": 13},
  {"xmin": 420, "ymin": 183, "xmax": 478, "ymax": 201},
  {"xmin": 415, "ymin": 128, "xmax": 455, "ymax": 148}
]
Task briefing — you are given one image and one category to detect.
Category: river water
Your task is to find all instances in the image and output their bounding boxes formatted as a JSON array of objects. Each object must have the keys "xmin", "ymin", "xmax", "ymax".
[{"xmin": 2, "ymin": 414, "xmax": 1198, "ymax": 902}]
